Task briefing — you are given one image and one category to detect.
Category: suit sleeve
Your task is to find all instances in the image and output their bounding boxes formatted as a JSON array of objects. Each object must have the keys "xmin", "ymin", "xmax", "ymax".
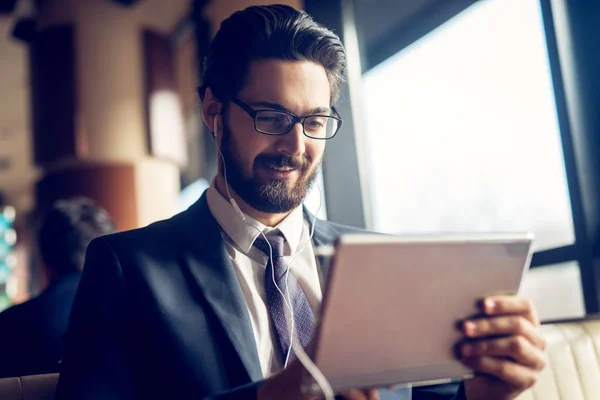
[
  {"xmin": 55, "ymin": 237, "xmax": 135, "ymax": 399},
  {"xmin": 55, "ymin": 237, "xmax": 269, "ymax": 400}
]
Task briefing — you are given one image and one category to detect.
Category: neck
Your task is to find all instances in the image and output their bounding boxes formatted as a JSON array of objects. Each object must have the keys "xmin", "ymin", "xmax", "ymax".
[{"xmin": 215, "ymin": 174, "xmax": 292, "ymax": 227}]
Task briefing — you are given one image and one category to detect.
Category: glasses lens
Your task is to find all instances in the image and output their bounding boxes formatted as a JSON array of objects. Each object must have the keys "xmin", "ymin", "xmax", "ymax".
[
  {"xmin": 255, "ymin": 111, "xmax": 294, "ymax": 134},
  {"xmin": 304, "ymin": 116, "xmax": 339, "ymax": 139}
]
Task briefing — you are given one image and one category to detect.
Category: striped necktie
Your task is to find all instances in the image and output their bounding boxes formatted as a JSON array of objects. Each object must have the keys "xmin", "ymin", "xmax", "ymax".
[{"xmin": 254, "ymin": 232, "xmax": 317, "ymax": 362}]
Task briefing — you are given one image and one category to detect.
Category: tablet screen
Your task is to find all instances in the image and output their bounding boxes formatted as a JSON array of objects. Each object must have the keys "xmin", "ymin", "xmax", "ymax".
[{"xmin": 304, "ymin": 233, "xmax": 533, "ymax": 394}]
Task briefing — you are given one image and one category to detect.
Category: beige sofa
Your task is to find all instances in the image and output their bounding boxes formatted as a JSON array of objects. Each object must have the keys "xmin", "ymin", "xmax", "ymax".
[
  {"xmin": 1, "ymin": 316, "xmax": 598, "ymax": 400},
  {"xmin": 516, "ymin": 316, "xmax": 600, "ymax": 400}
]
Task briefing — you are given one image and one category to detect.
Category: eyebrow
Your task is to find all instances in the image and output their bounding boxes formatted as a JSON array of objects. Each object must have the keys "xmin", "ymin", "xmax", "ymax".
[{"xmin": 248, "ymin": 101, "xmax": 331, "ymax": 116}]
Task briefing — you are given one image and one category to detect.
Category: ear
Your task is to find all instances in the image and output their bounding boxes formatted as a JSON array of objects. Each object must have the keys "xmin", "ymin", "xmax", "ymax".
[{"xmin": 201, "ymin": 87, "xmax": 223, "ymax": 138}]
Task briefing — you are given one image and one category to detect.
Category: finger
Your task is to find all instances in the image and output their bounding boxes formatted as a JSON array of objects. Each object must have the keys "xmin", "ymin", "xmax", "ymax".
[
  {"xmin": 481, "ymin": 296, "xmax": 540, "ymax": 326},
  {"xmin": 460, "ymin": 336, "xmax": 546, "ymax": 370},
  {"xmin": 462, "ymin": 316, "xmax": 547, "ymax": 350},
  {"xmin": 461, "ymin": 356, "xmax": 539, "ymax": 391}
]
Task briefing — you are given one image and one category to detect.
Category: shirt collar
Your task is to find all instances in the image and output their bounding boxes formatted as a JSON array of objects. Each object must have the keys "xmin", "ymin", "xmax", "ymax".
[{"xmin": 206, "ymin": 180, "xmax": 305, "ymax": 255}]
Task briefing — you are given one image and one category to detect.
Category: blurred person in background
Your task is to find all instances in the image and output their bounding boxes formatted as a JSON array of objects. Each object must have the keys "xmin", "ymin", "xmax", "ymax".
[{"xmin": 0, "ymin": 198, "xmax": 116, "ymax": 378}]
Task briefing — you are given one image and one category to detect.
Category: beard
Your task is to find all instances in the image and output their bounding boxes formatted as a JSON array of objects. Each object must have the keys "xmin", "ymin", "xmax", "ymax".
[{"xmin": 219, "ymin": 120, "xmax": 321, "ymax": 214}]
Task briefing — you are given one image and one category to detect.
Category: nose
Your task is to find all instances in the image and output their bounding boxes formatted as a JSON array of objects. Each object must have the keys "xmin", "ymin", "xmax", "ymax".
[{"xmin": 276, "ymin": 121, "xmax": 306, "ymax": 157}]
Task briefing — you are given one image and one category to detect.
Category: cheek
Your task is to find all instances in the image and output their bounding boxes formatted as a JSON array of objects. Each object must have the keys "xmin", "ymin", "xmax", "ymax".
[
  {"xmin": 245, "ymin": 138, "xmax": 274, "ymax": 170},
  {"xmin": 307, "ymin": 142, "xmax": 326, "ymax": 163},
  {"xmin": 227, "ymin": 119, "xmax": 267, "ymax": 166},
  {"xmin": 248, "ymin": 135, "xmax": 279, "ymax": 160}
]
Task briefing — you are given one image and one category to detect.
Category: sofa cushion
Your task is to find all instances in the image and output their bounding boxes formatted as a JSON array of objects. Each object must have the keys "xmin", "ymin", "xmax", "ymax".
[
  {"xmin": 516, "ymin": 318, "xmax": 600, "ymax": 400},
  {"xmin": 0, "ymin": 377, "xmax": 21, "ymax": 400},
  {"xmin": 22, "ymin": 373, "xmax": 59, "ymax": 400},
  {"xmin": 0, "ymin": 373, "xmax": 58, "ymax": 400}
]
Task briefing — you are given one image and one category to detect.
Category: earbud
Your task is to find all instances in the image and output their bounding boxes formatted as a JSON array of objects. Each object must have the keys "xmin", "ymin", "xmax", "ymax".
[{"xmin": 213, "ymin": 114, "xmax": 220, "ymax": 138}]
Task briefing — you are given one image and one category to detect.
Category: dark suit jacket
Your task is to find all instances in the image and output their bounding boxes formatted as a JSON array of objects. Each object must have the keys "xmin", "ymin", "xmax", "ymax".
[
  {"xmin": 55, "ymin": 194, "xmax": 463, "ymax": 400},
  {"xmin": 0, "ymin": 272, "xmax": 81, "ymax": 378}
]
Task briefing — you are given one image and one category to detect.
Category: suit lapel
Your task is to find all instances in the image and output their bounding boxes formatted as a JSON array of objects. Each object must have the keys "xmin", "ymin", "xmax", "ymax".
[
  {"xmin": 176, "ymin": 198, "xmax": 343, "ymax": 383},
  {"xmin": 180, "ymin": 194, "xmax": 262, "ymax": 382}
]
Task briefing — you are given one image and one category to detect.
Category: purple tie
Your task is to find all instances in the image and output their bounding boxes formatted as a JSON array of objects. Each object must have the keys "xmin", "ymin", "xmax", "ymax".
[{"xmin": 254, "ymin": 232, "xmax": 316, "ymax": 362}]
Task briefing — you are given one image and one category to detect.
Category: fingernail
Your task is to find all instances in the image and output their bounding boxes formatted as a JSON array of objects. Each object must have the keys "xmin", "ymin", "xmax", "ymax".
[
  {"xmin": 485, "ymin": 299, "xmax": 496, "ymax": 313},
  {"xmin": 464, "ymin": 321, "xmax": 476, "ymax": 335}
]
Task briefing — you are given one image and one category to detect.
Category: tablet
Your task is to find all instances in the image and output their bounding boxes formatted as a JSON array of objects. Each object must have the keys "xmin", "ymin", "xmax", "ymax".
[{"xmin": 302, "ymin": 232, "xmax": 534, "ymax": 395}]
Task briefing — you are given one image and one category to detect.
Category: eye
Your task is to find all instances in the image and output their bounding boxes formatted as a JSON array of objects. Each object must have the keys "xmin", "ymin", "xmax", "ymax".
[
  {"xmin": 257, "ymin": 115, "xmax": 277, "ymax": 123},
  {"xmin": 257, "ymin": 112, "xmax": 290, "ymax": 124},
  {"xmin": 306, "ymin": 117, "xmax": 327, "ymax": 129}
]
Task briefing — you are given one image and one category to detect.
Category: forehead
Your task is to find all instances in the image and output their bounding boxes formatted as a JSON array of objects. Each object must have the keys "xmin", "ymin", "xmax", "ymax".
[{"xmin": 239, "ymin": 60, "xmax": 332, "ymax": 113}]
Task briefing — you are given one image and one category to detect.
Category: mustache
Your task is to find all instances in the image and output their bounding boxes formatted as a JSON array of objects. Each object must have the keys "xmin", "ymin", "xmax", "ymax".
[{"xmin": 255, "ymin": 154, "xmax": 310, "ymax": 171}]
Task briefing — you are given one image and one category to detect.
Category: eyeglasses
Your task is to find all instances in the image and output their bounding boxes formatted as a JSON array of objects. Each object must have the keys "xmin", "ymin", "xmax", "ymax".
[{"xmin": 230, "ymin": 97, "xmax": 342, "ymax": 140}]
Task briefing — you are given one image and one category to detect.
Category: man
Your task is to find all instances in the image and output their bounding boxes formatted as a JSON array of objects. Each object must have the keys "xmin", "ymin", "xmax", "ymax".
[
  {"xmin": 56, "ymin": 5, "xmax": 546, "ymax": 400},
  {"xmin": 0, "ymin": 198, "xmax": 116, "ymax": 378}
]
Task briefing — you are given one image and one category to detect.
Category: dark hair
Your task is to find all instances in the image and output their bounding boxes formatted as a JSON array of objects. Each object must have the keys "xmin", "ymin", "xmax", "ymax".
[
  {"xmin": 38, "ymin": 198, "xmax": 116, "ymax": 277},
  {"xmin": 199, "ymin": 4, "xmax": 346, "ymax": 104}
]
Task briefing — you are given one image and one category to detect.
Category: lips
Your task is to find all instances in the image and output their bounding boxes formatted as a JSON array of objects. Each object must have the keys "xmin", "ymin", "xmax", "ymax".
[
  {"xmin": 265, "ymin": 164, "xmax": 296, "ymax": 172},
  {"xmin": 255, "ymin": 155, "xmax": 309, "ymax": 180},
  {"xmin": 261, "ymin": 163, "xmax": 299, "ymax": 179}
]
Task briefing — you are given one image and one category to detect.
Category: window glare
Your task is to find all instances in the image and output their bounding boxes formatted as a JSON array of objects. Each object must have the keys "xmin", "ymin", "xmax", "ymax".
[
  {"xmin": 520, "ymin": 261, "xmax": 585, "ymax": 321},
  {"xmin": 363, "ymin": 0, "xmax": 574, "ymax": 251}
]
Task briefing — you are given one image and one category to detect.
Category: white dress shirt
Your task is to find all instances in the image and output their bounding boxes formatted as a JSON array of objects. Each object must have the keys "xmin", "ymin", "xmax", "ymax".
[{"xmin": 206, "ymin": 183, "xmax": 323, "ymax": 378}]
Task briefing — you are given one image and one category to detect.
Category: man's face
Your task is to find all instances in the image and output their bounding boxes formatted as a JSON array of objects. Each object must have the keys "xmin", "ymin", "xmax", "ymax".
[{"xmin": 219, "ymin": 60, "xmax": 330, "ymax": 214}]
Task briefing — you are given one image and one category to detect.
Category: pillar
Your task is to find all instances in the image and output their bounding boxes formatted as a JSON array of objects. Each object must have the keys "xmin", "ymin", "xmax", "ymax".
[{"xmin": 31, "ymin": 0, "xmax": 191, "ymax": 230}]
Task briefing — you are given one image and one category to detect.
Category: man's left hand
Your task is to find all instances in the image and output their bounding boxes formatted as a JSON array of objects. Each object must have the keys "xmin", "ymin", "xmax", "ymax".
[{"xmin": 458, "ymin": 295, "xmax": 547, "ymax": 400}]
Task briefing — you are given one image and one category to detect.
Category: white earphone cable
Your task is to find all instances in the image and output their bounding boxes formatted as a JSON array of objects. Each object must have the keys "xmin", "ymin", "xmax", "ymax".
[{"xmin": 214, "ymin": 115, "xmax": 334, "ymax": 400}]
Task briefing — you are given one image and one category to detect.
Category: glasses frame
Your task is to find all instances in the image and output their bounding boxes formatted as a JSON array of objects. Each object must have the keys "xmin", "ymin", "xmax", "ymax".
[{"xmin": 229, "ymin": 97, "xmax": 343, "ymax": 140}]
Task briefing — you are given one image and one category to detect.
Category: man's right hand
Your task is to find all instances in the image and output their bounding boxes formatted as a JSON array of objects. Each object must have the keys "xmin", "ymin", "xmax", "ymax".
[{"xmin": 257, "ymin": 360, "xmax": 379, "ymax": 400}]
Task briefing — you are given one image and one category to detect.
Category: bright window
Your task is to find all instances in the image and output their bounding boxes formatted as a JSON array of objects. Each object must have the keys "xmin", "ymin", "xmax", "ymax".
[{"xmin": 362, "ymin": 0, "xmax": 574, "ymax": 252}]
